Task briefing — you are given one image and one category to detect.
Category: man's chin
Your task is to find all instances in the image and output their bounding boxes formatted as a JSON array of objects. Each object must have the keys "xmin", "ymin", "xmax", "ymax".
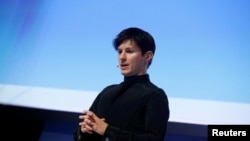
[{"xmin": 121, "ymin": 72, "xmax": 132, "ymax": 77}]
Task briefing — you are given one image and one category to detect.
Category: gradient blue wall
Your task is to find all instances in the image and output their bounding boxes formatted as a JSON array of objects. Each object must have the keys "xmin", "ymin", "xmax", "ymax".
[{"xmin": 1, "ymin": 0, "xmax": 249, "ymax": 104}]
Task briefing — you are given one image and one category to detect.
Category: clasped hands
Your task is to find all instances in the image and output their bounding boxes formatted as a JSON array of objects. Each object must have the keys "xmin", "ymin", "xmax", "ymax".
[{"xmin": 79, "ymin": 110, "xmax": 108, "ymax": 135}]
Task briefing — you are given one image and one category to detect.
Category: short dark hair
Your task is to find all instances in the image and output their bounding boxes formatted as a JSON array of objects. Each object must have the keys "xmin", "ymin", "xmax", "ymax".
[{"xmin": 113, "ymin": 27, "xmax": 156, "ymax": 68}]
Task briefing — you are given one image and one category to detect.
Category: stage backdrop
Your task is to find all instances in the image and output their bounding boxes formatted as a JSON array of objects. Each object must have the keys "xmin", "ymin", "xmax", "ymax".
[{"xmin": 0, "ymin": 0, "xmax": 249, "ymax": 104}]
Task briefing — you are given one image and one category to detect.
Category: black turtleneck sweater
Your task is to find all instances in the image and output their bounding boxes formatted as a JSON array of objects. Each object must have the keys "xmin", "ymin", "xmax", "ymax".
[{"xmin": 75, "ymin": 74, "xmax": 170, "ymax": 141}]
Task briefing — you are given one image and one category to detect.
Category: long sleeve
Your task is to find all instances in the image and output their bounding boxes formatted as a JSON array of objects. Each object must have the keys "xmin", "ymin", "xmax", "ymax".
[
  {"xmin": 104, "ymin": 90, "xmax": 169, "ymax": 141},
  {"xmin": 74, "ymin": 85, "xmax": 123, "ymax": 141},
  {"xmin": 73, "ymin": 74, "xmax": 170, "ymax": 141}
]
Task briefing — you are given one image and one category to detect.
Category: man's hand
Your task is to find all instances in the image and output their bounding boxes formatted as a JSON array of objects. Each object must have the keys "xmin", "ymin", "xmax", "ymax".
[{"xmin": 79, "ymin": 110, "xmax": 108, "ymax": 135}]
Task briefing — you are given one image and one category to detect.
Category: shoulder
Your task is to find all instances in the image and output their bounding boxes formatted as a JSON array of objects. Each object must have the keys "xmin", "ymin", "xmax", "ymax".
[
  {"xmin": 145, "ymin": 83, "xmax": 169, "ymax": 104},
  {"xmin": 144, "ymin": 83, "xmax": 169, "ymax": 108},
  {"xmin": 97, "ymin": 83, "xmax": 122, "ymax": 97},
  {"xmin": 101, "ymin": 84, "xmax": 120, "ymax": 92},
  {"xmin": 136, "ymin": 82, "xmax": 167, "ymax": 95},
  {"xmin": 130, "ymin": 82, "xmax": 168, "ymax": 101}
]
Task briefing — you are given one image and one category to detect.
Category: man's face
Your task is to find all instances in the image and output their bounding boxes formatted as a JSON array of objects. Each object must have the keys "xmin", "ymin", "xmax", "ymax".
[{"xmin": 117, "ymin": 39, "xmax": 151, "ymax": 76}]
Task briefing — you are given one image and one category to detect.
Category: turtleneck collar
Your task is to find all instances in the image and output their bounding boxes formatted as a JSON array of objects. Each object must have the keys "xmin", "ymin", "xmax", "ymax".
[{"xmin": 123, "ymin": 74, "xmax": 150, "ymax": 84}]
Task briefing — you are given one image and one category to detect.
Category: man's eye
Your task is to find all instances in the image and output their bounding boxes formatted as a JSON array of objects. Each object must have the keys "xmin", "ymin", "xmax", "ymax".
[{"xmin": 126, "ymin": 50, "xmax": 133, "ymax": 53}]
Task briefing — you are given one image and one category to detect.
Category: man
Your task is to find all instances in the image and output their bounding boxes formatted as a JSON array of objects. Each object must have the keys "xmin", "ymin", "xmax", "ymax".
[{"xmin": 74, "ymin": 27, "xmax": 170, "ymax": 141}]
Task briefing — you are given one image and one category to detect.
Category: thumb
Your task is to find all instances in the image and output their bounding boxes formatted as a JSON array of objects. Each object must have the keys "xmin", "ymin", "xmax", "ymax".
[{"xmin": 88, "ymin": 111, "xmax": 99, "ymax": 120}]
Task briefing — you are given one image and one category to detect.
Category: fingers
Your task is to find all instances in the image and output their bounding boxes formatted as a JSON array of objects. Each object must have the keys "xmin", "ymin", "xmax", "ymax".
[
  {"xmin": 79, "ymin": 115, "xmax": 94, "ymax": 128},
  {"xmin": 79, "ymin": 110, "xmax": 107, "ymax": 135},
  {"xmin": 79, "ymin": 115, "xmax": 84, "ymax": 120},
  {"xmin": 80, "ymin": 121, "xmax": 93, "ymax": 134},
  {"xmin": 79, "ymin": 111, "xmax": 94, "ymax": 122},
  {"xmin": 79, "ymin": 117, "xmax": 94, "ymax": 134},
  {"xmin": 84, "ymin": 110, "xmax": 98, "ymax": 121},
  {"xmin": 79, "ymin": 110, "xmax": 96, "ymax": 134}
]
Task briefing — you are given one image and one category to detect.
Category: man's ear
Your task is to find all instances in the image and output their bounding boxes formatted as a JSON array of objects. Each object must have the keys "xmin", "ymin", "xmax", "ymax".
[{"xmin": 144, "ymin": 51, "xmax": 153, "ymax": 62}]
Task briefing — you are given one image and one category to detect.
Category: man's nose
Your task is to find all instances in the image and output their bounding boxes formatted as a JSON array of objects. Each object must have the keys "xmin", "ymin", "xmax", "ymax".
[{"xmin": 119, "ymin": 52, "xmax": 126, "ymax": 59}]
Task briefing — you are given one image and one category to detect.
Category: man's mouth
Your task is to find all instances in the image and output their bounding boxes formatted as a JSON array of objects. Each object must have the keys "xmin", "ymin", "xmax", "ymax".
[
  {"xmin": 121, "ymin": 64, "xmax": 128, "ymax": 67},
  {"xmin": 120, "ymin": 64, "xmax": 128, "ymax": 69}
]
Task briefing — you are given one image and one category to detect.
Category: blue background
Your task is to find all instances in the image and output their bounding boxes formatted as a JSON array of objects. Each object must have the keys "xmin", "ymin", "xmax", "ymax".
[{"xmin": 0, "ymin": 0, "xmax": 249, "ymax": 104}]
